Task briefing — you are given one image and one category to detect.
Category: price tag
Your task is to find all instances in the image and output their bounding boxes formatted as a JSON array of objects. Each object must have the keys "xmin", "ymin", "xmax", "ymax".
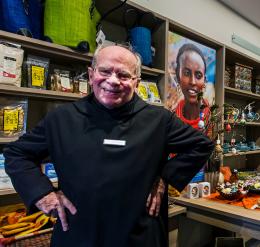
[
  {"xmin": 60, "ymin": 76, "xmax": 71, "ymax": 89},
  {"xmin": 137, "ymin": 82, "xmax": 148, "ymax": 101},
  {"xmin": 3, "ymin": 109, "xmax": 19, "ymax": 131},
  {"xmin": 148, "ymin": 83, "xmax": 159, "ymax": 98},
  {"xmin": 3, "ymin": 56, "xmax": 16, "ymax": 78},
  {"xmin": 31, "ymin": 66, "xmax": 45, "ymax": 87},
  {"xmin": 79, "ymin": 80, "xmax": 88, "ymax": 94}
]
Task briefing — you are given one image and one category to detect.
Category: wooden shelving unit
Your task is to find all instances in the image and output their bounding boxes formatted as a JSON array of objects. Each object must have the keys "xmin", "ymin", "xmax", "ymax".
[
  {"xmin": 223, "ymin": 47, "xmax": 260, "ymax": 169},
  {"xmin": 225, "ymin": 86, "xmax": 260, "ymax": 100},
  {"xmin": 224, "ymin": 120, "xmax": 260, "ymax": 127},
  {"xmin": 0, "ymin": 84, "xmax": 83, "ymax": 101},
  {"xmin": 223, "ymin": 150, "xmax": 260, "ymax": 157}
]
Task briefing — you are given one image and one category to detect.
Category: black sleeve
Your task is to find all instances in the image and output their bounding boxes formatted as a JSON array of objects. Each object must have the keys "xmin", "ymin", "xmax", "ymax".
[
  {"xmin": 162, "ymin": 112, "xmax": 214, "ymax": 192},
  {"xmin": 3, "ymin": 117, "xmax": 54, "ymax": 209}
]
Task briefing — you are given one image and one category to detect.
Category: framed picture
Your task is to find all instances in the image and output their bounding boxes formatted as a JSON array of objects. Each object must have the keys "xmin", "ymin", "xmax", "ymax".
[{"xmin": 167, "ymin": 32, "xmax": 216, "ymax": 113}]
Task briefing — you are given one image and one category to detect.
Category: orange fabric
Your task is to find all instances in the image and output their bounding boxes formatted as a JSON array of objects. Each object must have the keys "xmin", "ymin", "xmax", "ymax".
[
  {"xmin": 206, "ymin": 192, "xmax": 260, "ymax": 210},
  {"xmin": 220, "ymin": 166, "xmax": 232, "ymax": 182}
]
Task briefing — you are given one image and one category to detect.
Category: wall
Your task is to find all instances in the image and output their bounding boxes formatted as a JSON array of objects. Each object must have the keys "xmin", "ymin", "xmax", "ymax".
[{"xmin": 131, "ymin": 0, "xmax": 260, "ymax": 60}]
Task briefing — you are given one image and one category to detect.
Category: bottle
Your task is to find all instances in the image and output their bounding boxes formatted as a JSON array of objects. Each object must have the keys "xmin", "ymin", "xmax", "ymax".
[{"xmin": 230, "ymin": 169, "xmax": 238, "ymax": 183}]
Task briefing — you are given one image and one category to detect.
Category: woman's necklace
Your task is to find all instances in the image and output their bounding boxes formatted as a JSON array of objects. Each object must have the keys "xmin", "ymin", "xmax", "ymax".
[
  {"xmin": 198, "ymin": 111, "xmax": 205, "ymax": 129},
  {"xmin": 198, "ymin": 98, "xmax": 205, "ymax": 130}
]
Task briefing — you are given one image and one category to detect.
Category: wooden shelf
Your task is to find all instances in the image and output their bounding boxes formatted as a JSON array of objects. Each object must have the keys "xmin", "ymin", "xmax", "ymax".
[
  {"xmin": 141, "ymin": 66, "xmax": 165, "ymax": 77},
  {"xmin": 168, "ymin": 205, "xmax": 187, "ymax": 218},
  {"xmin": 0, "ymin": 84, "xmax": 83, "ymax": 101},
  {"xmin": 0, "ymin": 182, "xmax": 58, "ymax": 196},
  {"xmin": 0, "ymin": 137, "xmax": 19, "ymax": 144},
  {"xmin": 0, "ymin": 30, "xmax": 93, "ymax": 63},
  {"xmin": 223, "ymin": 150, "xmax": 260, "ymax": 157},
  {"xmin": 225, "ymin": 86, "xmax": 260, "ymax": 100},
  {"xmin": 224, "ymin": 121, "xmax": 260, "ymax": 127},
  {"xmin": 0, "ymin": 31, "xmax": 165, "ymax": 78}
]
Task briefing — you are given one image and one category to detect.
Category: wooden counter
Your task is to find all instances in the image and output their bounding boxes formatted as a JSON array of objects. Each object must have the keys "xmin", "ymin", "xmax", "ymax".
[
  {"xmin": 168, "ymin": 205, "xmax": 186, "ymax": 218},
  {"xmin": 173, "ymin": 196, "xmax": 260, "ymax": 241}
]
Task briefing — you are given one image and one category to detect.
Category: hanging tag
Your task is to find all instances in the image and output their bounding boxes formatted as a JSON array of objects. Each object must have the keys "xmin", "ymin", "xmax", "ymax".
[
  {"xmin": 96, "ymin": 30, "xmax": 106, "ymax": 46},
  {"xmin": 103, "ymin": 139, "xmax": 126, "ymax": 146}
]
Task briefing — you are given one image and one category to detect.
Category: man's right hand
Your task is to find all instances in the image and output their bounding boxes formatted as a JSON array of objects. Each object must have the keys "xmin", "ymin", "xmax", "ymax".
[{"xmin": 35, "ymin": 191, "xmax": 77, "ymax": 231}]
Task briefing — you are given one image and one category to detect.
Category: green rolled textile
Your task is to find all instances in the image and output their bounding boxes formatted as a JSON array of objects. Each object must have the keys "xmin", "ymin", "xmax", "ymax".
[{"xmin": 44, "ymin": 0, "xmax": 100, "ymax": 52}]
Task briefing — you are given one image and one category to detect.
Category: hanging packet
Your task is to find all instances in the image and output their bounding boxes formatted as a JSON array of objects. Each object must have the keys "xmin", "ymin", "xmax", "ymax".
[
  {"xmin": 0, "ymin": 42, "xmax": 24, "ymax": 87},
  {"xmin": 24, "ymin": 55, "xmax": 49, "ymax": 89},
  {"xmin": 0, "ymin": 98, "xmax": 28, "ymax": 138}
]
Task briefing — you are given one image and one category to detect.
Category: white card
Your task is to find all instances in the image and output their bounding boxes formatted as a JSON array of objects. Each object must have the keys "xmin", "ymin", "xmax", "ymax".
[{"xmin": 103, "ymin": 139, "xmax": 126, "ymax": 146}]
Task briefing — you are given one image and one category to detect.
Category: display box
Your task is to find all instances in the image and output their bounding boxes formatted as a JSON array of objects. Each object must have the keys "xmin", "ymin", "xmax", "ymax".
[
  {"xmin": 41, "ymin": 163, "xmax": 57, "ymax": 182},
  {"xmin": 230, "ymin": 63, "xmax": 253, "ymax": 92}
]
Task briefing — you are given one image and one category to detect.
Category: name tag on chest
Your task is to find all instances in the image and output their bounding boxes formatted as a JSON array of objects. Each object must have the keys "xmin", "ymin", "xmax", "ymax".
[{"xmin": 103, "ymin": 139, "xmax": 126, "ymax": 146}]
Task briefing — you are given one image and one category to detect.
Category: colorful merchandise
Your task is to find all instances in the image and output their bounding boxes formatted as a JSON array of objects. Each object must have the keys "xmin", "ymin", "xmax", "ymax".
[
  {"xmin": 0, "ymin": 0, "xmax": 43, "ymax": 39},
  {"xmin": 44, "ymin": 0, "xmax": 100, "ymax": 52}
]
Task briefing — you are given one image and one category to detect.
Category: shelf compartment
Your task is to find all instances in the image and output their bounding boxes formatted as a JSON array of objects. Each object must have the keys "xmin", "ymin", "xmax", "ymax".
[
  {"xmin": 225, "ymin": 86, "xmax": 260, "ymax": 100},
  {"xmin": 0, "ymin": 182, "xmax": 58, "ymax": 196},
  {"xmin": 0, "ymin": 84, "xmax": 83, "ymax": 101},
  {"xmin": 223, "ymin": 150, "xmax": 260, "ymax": 157},
  {"xmin": 224, "ymin": 120, "xmax": 260, "ymax": 127},
  {"xmin": 0, "ymin": 137, "xmax": 19, "ymax": 144}
]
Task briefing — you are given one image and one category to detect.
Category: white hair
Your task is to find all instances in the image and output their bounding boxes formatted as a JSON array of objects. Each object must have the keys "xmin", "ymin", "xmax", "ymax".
[{"xmin": 91, "ymin": 42, "xmax": 142, "ymax": 78}]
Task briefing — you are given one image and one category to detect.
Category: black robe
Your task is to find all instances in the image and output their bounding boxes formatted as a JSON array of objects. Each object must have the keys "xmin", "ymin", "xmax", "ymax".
[{"xmin": 4, "ymin": 94, "xmax": 213, "ymax": 247}]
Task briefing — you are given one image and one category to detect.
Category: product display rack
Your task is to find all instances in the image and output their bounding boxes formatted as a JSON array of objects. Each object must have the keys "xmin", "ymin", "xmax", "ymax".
[
  {"xmin": 0, "ymin": 0, "xmax": 258, "ymax": 197},
  {"xmin": 223, "ymin": 47, "xmax": 260, "ymax": 170},
  {"xmin": 0, "ymin": 2, "xmax": 260, "ymax": 245},
  {"xmin": 0, "ymin": 0, "xmax": 167, "ymax": 202}
]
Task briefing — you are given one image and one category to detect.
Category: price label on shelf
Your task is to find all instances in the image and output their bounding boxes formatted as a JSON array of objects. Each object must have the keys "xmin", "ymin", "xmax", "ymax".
[
  {"xmin": 31, "ymin": 66, "xmax": 45, "ymax": 87},
  {"xmin": 3, "ymin": 109, "xmax": 19, "ymax": 131},
  {"xmin": 3, "ymin": 56, "xmax": 16, "ymax": 78}
]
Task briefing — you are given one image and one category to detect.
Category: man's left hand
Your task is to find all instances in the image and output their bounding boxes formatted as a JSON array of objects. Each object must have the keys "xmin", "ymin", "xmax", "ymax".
[{"xmin": 146, "ymin": 178, "xmax": 165, "ymax": 216}]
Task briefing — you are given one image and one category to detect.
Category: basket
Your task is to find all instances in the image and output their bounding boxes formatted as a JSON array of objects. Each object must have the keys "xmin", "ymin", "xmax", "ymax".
[
  {"xmin": 218, "ymin": 190, "xmax": 247, "ymax": 200},
  {"xmin": 1, "ymin": 228, "xmax": 52, "ymax": 247}
]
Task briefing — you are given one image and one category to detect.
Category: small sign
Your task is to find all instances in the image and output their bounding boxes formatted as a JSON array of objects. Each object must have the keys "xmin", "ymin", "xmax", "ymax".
[
  {"xmin": 32, "ymin": 66, "xmax": 45, "ymax": 87},
  {"xmin": 3, "ymin": 109, "xmax": 19, "ymax": 131}
]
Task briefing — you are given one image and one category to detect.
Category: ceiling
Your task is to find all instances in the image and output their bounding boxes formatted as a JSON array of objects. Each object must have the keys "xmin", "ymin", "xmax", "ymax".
[{"xmin": 218, "ymin": 0, "xmax": 260, "ymax": 29}]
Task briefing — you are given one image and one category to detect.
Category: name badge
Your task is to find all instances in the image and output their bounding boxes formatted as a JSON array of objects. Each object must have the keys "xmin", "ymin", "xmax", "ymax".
[{"xmin": 103, "ymin": 139, "xmax": 126, "ymax": 146}]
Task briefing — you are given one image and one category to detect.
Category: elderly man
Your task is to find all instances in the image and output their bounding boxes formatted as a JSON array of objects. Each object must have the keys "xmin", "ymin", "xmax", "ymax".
[{"xmin": 4, "ymin": 44, "xmax": 213, "ymax": 247}]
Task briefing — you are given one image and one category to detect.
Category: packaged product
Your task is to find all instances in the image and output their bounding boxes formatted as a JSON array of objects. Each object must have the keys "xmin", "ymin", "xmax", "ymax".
[
  {"xmin": 147, "ymin": 81, "xmax": 161, "ymax": 103},
  {"xmin": 50, "ymin": 69, "xmax": 73, "ymax": 92},
  {"xmin": 254, "ymin": 75, "xmax": 260, "ymax": 94},
  {"xmin": 0, "ymin": 98, "xmax": 28, "ymax": 138},
  {"xmin": 0, "ymin": 42, "xmax": 24, "ymax": 87},
  {"xmin": 23, "ymin": 55, "xmax": 49, "ymax": 89},
  {"xmin": 73, "ymin": 72, "xmax": 89, "ymax": 96},
  {"xmin": 0, "ymin": 154, "xmax": 13, "ymax": 190},
  {"xmin": 233, "ymin": 63, "xmax": 252, "ymax": 92},
  {"xmin": 136, "ymin": 81, "xmax": 149, "ymax": 101}
]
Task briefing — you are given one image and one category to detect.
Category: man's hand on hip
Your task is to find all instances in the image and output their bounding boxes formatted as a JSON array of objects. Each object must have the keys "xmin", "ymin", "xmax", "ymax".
[
  {"xmin": 35, "ymin": 191, "xmax": 77, "ymax": 231},
  {"xmin": 146, "ymin": 178, "xmax": 165, "ymax": 217}
]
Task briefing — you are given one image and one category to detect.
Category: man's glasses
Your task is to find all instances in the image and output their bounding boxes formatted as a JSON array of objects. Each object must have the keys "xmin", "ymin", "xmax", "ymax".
[{"xmin": 93, "ymin": 67, "xmax": 138, "ymax": 82}]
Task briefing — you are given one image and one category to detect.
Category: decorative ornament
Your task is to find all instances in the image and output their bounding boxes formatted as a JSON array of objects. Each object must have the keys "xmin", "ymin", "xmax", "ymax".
[
  {"xmin": 240, "ymin": 110, "xmax": 246, "ymax": 124},
  {"xmin": 225, "ymin": 123, "xmax": 231, "ymax": 132},
  {"xmin": 215, "ymin": 136, "xmax": 222, "ymax": 153},
  {"xmin": 198, "ymin": 120, "xmax": 205, "ymax": 129},
  {"xmin": 198, "ymin": 111, "xmax": 205, "ymax": 129}
]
